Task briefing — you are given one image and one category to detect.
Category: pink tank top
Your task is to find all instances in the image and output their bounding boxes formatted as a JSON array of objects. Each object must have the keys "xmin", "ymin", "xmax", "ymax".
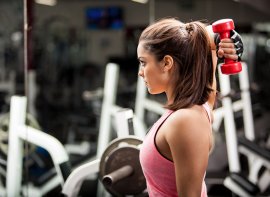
[{"xmin": 139, "ymin": 103, "xmax": 211, "ymax": 197}]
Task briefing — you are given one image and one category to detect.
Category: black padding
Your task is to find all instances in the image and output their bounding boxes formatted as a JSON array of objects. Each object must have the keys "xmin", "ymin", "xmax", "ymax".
[
  {"xmin": 230, "ymin": 173, "xmax": 260, "ymax": 195},
  {"xmin": 238, "ymin": 137, "xmax": 270, "ymax": 161},
  {"xmin": 60, "ymin": 161, "xmax": 72, "ymax": 181}
]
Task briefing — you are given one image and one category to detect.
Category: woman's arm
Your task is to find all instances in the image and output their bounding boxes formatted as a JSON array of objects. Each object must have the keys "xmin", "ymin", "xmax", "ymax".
[
  {"xmin": 165, "ymin": 109, "xmax": 211, "ymax": 197},
  {"xmin": 208, "ymin": 38, "xmax": 240, "ymax": 110},
  {"xmin": 206, "ymin": 25, "xmax": 219, "ymax": 112},
  {"xmin": 207, "ymin": 50, "xmax": 218, "ymax": 111},
  {"xmin": 206, "ymin": 25, "xmax": 216, "ymax": 50},
  {"xmin": 206, "ymin": 25, "xmax": 240, "ymax": 111}
]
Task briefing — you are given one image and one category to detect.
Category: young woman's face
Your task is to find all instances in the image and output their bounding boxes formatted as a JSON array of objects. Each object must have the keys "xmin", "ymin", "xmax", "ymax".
[{"xmin": 137, "ymin": 42, "xmax": 168, "ymax": 94}]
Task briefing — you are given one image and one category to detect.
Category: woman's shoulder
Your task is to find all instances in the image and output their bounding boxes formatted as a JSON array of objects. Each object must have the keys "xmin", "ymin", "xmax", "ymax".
[
  {"xmin": 164, "ymin": 106, "xmax": 210, "ymax": 141},
  {"xmin": 168, "ymin": 106, "xmax": 205, "ymax": 125}
]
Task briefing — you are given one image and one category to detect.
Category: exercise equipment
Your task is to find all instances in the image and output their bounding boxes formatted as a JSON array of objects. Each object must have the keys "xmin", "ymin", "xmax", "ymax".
[
  {"xmin": 99, "ymin": 137, "xmax": 146, "ymax": 197},
  {"xmin": 214, "ymin": 62, "xmax": 254, "ymax": 173},
  {"xmin": 62, "ymin": 136, "xmax": 146, "ymax": 197},
  {"xmin": 97, "ymin": 63, "xmax": 145, "ymax": 158},
  {"xmin": 224, "ymin": 137, "xmax": 270, "ymax": 197},
  {"xmin": 62, "ymin": 62, "xmax": 148, "ymax": 196},
  {"xmin": 53, "ymin": 62, "xmax": 140, "ymax": 197},
  {"xmin": 5, "ymin": 96, "xmax": 71, "ymax": 197},
  {"xmin": 213, "ymin": 62, "xmax": 270, "ymax": 196},
  {"xmin": 3, "ymin": 95, "xmax": 101, "ymax": 197},
  {"xmin": 0, "ymin": 112, "xmax": 41, "ymax": 157},
  {"xmin": 212, "ymin": 19, "xmax": 242, "ymax": 75},
  {"xmin": 2, "ymin": 62, "xmax": 146, "ymax": 196},
  {"xmin": 63, "ymin": 62, "xmax": 147, "ymax": 197}
]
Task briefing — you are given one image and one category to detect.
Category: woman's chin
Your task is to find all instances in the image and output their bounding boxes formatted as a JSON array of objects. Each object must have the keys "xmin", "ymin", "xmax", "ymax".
[
  {"xmin": 147, "ymin": 88, "xmax": 154, "ymax": 94},
  {"xmin": 147, "ymin": 88, "xmax": 159, "ymax": 95}
]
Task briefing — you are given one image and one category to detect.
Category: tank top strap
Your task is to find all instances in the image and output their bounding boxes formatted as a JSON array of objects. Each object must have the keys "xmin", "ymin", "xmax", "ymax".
[
  {"xmin": 160, "ymin": 110, "xmax": 174, "ymax": 122},
  {"xmin": 202, "ymin": 102, "xmax": 212, "ymax": 123},
  {"xmin": 149, "ymin": 110, "xmax": 174, "ymax": 136}
]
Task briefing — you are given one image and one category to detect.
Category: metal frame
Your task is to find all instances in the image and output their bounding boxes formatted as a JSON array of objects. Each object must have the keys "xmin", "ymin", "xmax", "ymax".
[{"xmin": 6, "ymin": 96, "xmax": 69, "ymax": 197}]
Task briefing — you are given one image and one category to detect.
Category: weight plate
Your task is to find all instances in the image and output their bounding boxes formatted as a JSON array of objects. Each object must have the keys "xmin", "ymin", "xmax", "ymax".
[
  {"xmin": 99, "ymin": 136, "xmax": 145, "ymax": 196},
  {"xmin": 99, "ymin": 136, "xmax": 143, "ymax": 176}
]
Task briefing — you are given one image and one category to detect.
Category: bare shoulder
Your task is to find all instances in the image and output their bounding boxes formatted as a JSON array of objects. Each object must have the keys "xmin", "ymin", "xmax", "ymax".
[{"xmin": 163, "ymin": 106, "xmax": 211, "ymax": 149}]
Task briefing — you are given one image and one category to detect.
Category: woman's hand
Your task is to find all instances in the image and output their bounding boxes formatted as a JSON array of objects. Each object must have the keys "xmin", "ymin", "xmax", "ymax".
[
  {"xmin": 215, "ymin": 30, "xmax": 244, "ymax": 62},
  {"xmin": 217, "ymin": 38, "xmax": 239, "ymax": 60}
]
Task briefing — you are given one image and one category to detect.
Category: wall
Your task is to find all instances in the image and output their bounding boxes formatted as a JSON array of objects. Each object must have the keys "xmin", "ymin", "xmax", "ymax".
[{"xmin": 1, "ymin": 0, "xmax": 269, "ymax": 66}]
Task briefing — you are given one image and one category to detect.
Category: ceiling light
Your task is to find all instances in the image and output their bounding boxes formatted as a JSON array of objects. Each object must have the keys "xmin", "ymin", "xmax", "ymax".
[
  {"xmin": 35, "ymin": 0, "xmax": 57, "ymax": 6},
  {"xmin": 131, "ymin": 0, "xmax": 148, "ymax": 4}
]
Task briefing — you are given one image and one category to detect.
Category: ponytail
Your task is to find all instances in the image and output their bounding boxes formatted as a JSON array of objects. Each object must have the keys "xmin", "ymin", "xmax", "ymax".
[{"xmin": 167, "ymin": 21, "xmax": 213, "ymax": 110}]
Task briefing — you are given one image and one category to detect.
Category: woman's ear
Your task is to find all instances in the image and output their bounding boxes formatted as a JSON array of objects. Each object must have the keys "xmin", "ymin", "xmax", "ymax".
[{"xmin": 163, "ymin": 55, "xmax": 174, "ymax": 72}]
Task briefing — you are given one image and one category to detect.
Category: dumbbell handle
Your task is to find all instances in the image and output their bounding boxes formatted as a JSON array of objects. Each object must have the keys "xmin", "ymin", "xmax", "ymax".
[
  {"xmin": 102, "ymin": 165, "xmax": 133, "ymax": 186},
  {"xmin": 212, "ymin": 19, "xmax": 242, "ymax": 74}
]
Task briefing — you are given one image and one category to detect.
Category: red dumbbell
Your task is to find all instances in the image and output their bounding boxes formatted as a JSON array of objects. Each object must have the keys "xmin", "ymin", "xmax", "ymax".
[{"xmin": 212, "ymin": 19, "xmax": 242, "ymax": 75}]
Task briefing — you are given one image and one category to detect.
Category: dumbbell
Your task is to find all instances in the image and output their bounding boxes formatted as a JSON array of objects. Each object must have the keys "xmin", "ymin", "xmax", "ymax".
[
  {"xmin": 99, "ymin": 136, "xmax": 146, "ymax": 197},
  {"xmin": 212, "ymin": 19, "xmax": 242, "ymax": 75}
]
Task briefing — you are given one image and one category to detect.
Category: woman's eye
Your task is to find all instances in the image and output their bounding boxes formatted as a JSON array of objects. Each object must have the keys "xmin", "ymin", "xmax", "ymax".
[{"xmin": 140, "ymin": 61, "xmax": 145, "ymax": 67}]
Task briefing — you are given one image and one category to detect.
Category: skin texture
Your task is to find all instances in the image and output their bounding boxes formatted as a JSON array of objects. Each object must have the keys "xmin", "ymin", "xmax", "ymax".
[{"xmin": 137, "ymin": 26, "xmax": 239, "ymax": 197}]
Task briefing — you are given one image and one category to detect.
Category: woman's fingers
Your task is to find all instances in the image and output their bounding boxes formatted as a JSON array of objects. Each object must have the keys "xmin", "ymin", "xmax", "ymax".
[
  {"xmin": 219, "ymin": 38, "xmax": 233, "ymax": 43},
  {"xmin": 223, "ymin": 53, "xmax": 238, "ymax": 60},
  {"xmin": 219, "ymin": 38, "xmax": 235, "ymax": 48},
  {"xmin": 222, "ymin": 47, "xmax": 236, "ymax": 55},
  {"xmin": 218, "ymin": 38, "xmax": 238, "ymax": 60},
  {"xmin": 217, "ymin": 49, "xmax": 238, "ymax": 61},
  {"xmin": 217, "ymin": 49, "xmax": 224, "ymax": 58}
]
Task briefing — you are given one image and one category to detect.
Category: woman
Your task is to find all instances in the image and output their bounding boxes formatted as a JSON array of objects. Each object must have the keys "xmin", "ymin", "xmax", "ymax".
[{"xmin": 138, "ymin": 18, "xmax": 242, "ymax": 197}]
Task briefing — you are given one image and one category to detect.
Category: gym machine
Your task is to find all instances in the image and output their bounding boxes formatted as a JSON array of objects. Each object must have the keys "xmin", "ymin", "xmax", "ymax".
[
  {"xmin": 224, "ymin": 137, "xmax": 270, "ymax": 196},
  {"xmin": 62, "ymin": 135, "xmax": 146, "ymax": 197},
  {"xmin": 62, "ymin": 62, "xmax": 147, "ymax": 197},
  {"xmin": 217, "ymin": 62, "xmax": 270, "ymax": 196},
  {"xmin": 4, "ymin": 96, "xmax": 71, "ymax": 197},
  {"xmin": 2, "ymin": 95, "xmax": 145, "ymax": 197},
  {"xmin": 62, "ymin": 88, "xmax": 147, "ymax": 197},
  {"xmin": 1, "ymin": 62, "xmax": 147, "ymax": 197},
  {"xmin": 96, "ymin": 63, "xmax": 146, "ymax": 159}
]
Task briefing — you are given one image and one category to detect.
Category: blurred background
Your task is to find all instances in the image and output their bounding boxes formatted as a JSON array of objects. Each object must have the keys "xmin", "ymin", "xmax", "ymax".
[{"xmin": 0, "ymin": 0, "xmax": 270, "ymax": 196}]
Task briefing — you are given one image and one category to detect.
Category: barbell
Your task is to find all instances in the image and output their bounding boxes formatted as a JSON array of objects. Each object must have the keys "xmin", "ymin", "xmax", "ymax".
[{"xmin": 99, "ymin": 136, "xmax": 147, "ymax": 197}]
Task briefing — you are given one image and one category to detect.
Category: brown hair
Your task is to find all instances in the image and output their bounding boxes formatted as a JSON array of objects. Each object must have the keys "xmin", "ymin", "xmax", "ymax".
[{"xmin": 139, "ymin": 18, "xmax": 213, "ymax": 110}]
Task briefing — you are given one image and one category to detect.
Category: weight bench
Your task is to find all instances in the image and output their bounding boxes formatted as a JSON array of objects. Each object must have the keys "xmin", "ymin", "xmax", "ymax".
[{"xmin": 224, "ymin": 137, "xmax": 270, "ymax": 197}]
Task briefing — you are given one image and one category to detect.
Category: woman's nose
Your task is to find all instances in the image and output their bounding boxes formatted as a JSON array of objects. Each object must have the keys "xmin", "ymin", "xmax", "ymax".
[
  {"xmin": 138, "ymin": 66, "xmax": 143, "ymax": 77},
  {"xmin": 138, "ymin": 69, "xmax": 143, "ymax": 77}
]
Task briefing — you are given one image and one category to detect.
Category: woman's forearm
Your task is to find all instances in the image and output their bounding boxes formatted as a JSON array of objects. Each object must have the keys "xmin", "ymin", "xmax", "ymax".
[{"xmin": 206, "ymin": 25, "xmax": 216, "ymax": 50}]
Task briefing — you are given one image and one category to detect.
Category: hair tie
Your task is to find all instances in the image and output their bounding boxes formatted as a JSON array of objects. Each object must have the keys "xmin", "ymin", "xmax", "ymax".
[{"xmin": 185, "ymin": 23, "xmax": 193, "ymax": 35}]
